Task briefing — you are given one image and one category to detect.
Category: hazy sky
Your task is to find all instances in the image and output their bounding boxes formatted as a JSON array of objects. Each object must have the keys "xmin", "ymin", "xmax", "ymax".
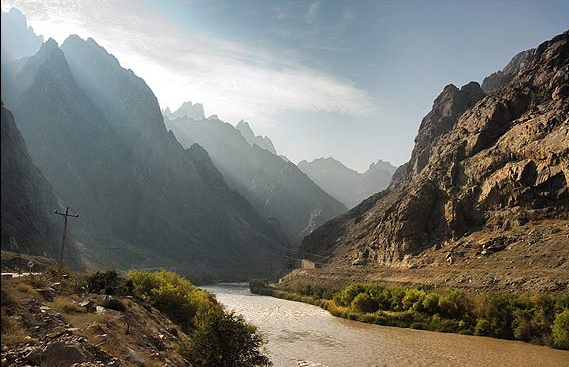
[{"xmin": 2, "ymin": 1, "xmax": 568, "ymax": 171}]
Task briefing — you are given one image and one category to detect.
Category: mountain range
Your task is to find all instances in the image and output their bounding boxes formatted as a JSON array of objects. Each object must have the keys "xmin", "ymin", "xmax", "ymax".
[
  {"xmin": 1, "ymin": 10, "xmax": 292, "ymax": 282},
  {"xmin": 164, "ymin": 114, "xmax": 347, "ymax": 245},
  {"xmin": 298, "ymin": 157, "xmax": 396, "ymax": 208}
]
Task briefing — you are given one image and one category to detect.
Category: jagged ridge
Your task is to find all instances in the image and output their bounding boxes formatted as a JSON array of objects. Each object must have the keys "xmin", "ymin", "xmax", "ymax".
[{"xmin": 301, "ymin": 31, "xmax": 569, "ymax": 267}]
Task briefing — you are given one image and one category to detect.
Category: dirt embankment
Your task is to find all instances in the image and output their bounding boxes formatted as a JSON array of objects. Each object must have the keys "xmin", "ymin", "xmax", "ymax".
[{"xmin": 281, "ymin": 220, "xmax": 569, "ymax": 294}]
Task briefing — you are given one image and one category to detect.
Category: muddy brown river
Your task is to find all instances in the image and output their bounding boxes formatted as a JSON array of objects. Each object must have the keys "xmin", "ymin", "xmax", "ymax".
[{"xmin": 203, "ymin": 283, "xmax": 569, "ymax": 367}]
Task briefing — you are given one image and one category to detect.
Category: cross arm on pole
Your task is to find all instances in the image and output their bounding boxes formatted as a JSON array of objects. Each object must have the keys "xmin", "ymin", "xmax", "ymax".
[{"xmin": 54, "ymin": 209, "xmax": 79, "ymax": 218}]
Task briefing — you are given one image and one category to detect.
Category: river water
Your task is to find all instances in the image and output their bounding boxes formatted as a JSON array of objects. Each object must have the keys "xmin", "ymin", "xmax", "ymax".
[{"xmin": 203, "ymin": 283, "xmax": 569, "ymax": 367}]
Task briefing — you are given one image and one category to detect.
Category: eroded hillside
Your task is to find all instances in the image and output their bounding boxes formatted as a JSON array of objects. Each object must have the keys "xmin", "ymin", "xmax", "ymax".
[{"xmin": 299, "ymin": 31, "xmax": 569, "ymax": 290}]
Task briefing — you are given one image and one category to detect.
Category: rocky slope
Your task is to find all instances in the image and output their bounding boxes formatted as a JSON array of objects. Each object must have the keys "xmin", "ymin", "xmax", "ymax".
[
  {"xmin": 298, "ymin": 157, "xmax": 396, "ymax": 208},
  {"xmin": 165, "ymin": 115, "xmax": 347, "ymax": 245},
  {"xmin": 2, "ymin": 34, "xmax": 288, "ymax": 281},
  {"xmin": 0, "ymin": 105, "xmax": 81, "ymax": 265},
  {"xmin": 1, "ymin": 272, "xmax": 189, "ymax": 367},
  {"xmin": 300, "ymin": 31, "xmax": 569, "ymax": 285}
]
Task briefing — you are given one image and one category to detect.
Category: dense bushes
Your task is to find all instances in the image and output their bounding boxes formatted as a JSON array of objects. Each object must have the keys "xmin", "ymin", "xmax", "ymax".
[
  {"xmin": 253, "ymin": 281, "xmax": 569, "ymax": 350},
  {"xmin": 351, "ymin": 293, "xmax": 377, "ymax": 313},
  {"xmin": 552, "ymin": 309, "xmax": 569, "ymax": 349},
  {"xmin": 128, "ymin": 270, "xmax": 214, "ymax": 332},
  {"xmin": 129, "ymin": 271, "xmax": 270, "ymax": 365},
  {"xmin": 87, "ymin": 270, "xmax": 132, "ymax": 295}
]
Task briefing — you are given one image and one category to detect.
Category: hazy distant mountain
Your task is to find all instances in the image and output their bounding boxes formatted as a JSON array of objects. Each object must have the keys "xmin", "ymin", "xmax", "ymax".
[
  {"xmin": 298, "ymin": 157, "xmax": 396, "ymax": 208},
  {"xmin": 1, "ymin": 8, "xmax": 44, "ymax": 63},
  {"xmin": 164, "ymin": 101, "xmax": 205, "ymax": 120},
  {"xmin": 165, "ymin": 115, "xmax": 347, "ymax": 245},
  {"xmin": 2, "ymin": 34, "xmax": 288, "ymax": 281},
  {"xmin": 1, "ymin": 104, "xmax": 81, "ymax": 266},
  {"xmin": 236, "ymin": 120, "xmax": 277, "ymax": 154}
]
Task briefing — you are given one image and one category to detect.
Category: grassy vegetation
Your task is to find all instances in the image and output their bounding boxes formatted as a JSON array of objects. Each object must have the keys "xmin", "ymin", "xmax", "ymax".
[
  {"xmin": 250, "ymin": 279, "xmax": 569, "ymax": 350},
  {"xmin": 1, "ymin": 267, "xmax": 271, "ymax": 367},
  {"xmin": 50, "ymin": 296, "xmax": 87, "ymax": 314}
]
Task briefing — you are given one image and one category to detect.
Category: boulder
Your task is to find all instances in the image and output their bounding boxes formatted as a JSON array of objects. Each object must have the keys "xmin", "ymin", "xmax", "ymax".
[{"xmin": 41, "ymin": 342, "xmax": 87, "ymax": 367}]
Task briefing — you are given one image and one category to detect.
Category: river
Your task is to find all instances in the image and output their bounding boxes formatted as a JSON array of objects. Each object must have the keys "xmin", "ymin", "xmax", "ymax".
[{"xmin": 203, "ymin": 283, "xmax": 569, "ymax": 367}]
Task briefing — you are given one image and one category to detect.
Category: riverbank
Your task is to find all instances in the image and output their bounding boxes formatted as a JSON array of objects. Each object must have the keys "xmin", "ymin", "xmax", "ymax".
[
  {"xmin": 1, "ymin": 265, "xmax": 271, "ymax": 367},
  {"xmin": 250, "ymin": 279, "xmax": 569, "ymax": 350}
]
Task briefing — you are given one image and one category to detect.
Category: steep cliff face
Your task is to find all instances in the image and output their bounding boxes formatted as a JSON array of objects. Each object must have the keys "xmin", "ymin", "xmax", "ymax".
[
  {"xmin": 302, "ymin": 31, "xmax": 569, "ymax": 267},
  {"xmin": 298, "ymin": 157, "xmax": 396, "ymax": 208},
  {"xmin": 166, "ymin": 116, "xmax": 346, "ymax": 245},
  {"xmin": 3, "ymin": 35, "xmax": 288, "ymax": 281},
  {"xmin": 0, "ymin": 105, "xmax": 79, "ymax": 264}
]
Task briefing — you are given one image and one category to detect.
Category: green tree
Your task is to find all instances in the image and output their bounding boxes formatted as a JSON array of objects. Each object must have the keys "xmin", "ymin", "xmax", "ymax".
[
  {"xmin": 181, "ymin": 310, "xmax": 271, "ymax": 367},
  {"xmin": 422, "ymin": 293, "xmax": 441, "ymax": 315},
  {"xmin": 402, "ymin": 289, "xmax": 426, "ymax": 311},
  {"xmin": 351, "ymin": 293, "xmax": 377, "ymax": 313},
  {"xmin": 483, "ymin": 292, "xmax": 514, "ymax": 338},
  {"xmin": 552, "ymin": 309, "xmax": 569, "ymax": 350}
]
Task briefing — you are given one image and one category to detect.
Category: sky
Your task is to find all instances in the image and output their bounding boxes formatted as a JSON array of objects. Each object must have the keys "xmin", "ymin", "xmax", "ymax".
[{"xmin": 1, "ymin": 1, "xmax": 568, "ymax": 171}]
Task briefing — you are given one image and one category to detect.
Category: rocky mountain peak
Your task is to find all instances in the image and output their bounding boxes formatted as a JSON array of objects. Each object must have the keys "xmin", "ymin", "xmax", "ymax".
[
  {"xmin": 235, "ymin": 119, "xmax": 277, "ymax": 155},
  {"xmin": 164, "ymin": 101, "xmax": 206, "ymax": 120},
  {"xmin": 1, "ymin": 7, "xmax": 44, "ymax": 62},
  {"xmin": 368, "ymin": 159, "xmax": 397, "ymax": 174},
  {"xmin": 301, "ymin": 30, "xmax": 569, "ymax": 268},
  {"xmin": 410, "ymin": 81, "xmax": 485, "ymax": 175},
  {"xmin": 236, "ymin": 120, "xmax": 254, "ymax": 138},
  {"xmin": 482, "ymin": 49, "xmax": 536, "ymax": 93}
]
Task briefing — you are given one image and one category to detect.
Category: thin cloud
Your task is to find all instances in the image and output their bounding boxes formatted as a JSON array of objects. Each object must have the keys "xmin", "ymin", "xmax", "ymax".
[{"xmin": 1, "ymin": 0, "xmax": 375, "ymax": 125}]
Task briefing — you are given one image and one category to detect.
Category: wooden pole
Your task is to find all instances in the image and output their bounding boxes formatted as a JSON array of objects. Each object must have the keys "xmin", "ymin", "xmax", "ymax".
[{"xmin": 55, "ymin": 207, "xmax": 79, "ymax": 279}]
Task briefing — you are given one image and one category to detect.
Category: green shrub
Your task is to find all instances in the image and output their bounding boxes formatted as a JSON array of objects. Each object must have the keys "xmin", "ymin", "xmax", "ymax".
[
  {"xmin": 87, "ymin": 271, "xmax": 131, "ymax": 295},
  {"xmin": 333, "ymin": 284, "xmax": 367, "ymax": 307},
  {"xmin": 552, "ymin": 309, "xmax": 569, "ymax": 350},
  {"xmin": 474, "ymin": 318, "xmax": 491, "ymax": 336},
  {"xmin": 390, "ymin": 287, "xmax": 407, "ymax": 311},
  {"xmin": 101, "ymin": 297, "xmax": 126, "ymax": 312},
  {"xmin": 180, "ymin": 310, "xmax": 271, "ymax": 367},
  {"xmin": 422, "ymin": 293, "xmax": 441, "ymax": 315},
  {"xmin": 249, "ymin": 279, "xmax": 268, "ymax": 292},
  {"xmin": 351, "ymin": 293, "xmax": 377, "ymax": 313},
  {"xmin": 402, "ymin": 289, "xmax": 426, "ymax": 311},
  {"xmin": 127, "ymin": 270, "xmax": 215, "ymax": 332},
  {"xmin": 437, "ymin": 289, "xmax": 469, "ymax": 319},
  {"xmin": 483, "ymin": 292, "xmax": 514, "ymax": 339},
  {"xmin": 512, "ymin": 309, "xmax": 532, "ymax": 341}
]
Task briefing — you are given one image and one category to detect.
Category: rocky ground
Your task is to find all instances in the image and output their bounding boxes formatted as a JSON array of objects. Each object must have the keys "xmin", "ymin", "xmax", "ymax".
[
  {"xmin": 1, "ymin": 251, "xmax": 56, "ymax": 273},
  {"xmin": 1, "ymin": 270, "xmax": 189, "ymax": 367},
  {"xmin": 282, "ymin": 219, "xmax": 569, "ymax": 293}
]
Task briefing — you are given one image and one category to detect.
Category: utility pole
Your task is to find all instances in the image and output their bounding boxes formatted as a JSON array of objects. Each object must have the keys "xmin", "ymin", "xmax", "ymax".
[{"xmin": 54, "ymin": 207, "xmax": 79, "ymax": 279}]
